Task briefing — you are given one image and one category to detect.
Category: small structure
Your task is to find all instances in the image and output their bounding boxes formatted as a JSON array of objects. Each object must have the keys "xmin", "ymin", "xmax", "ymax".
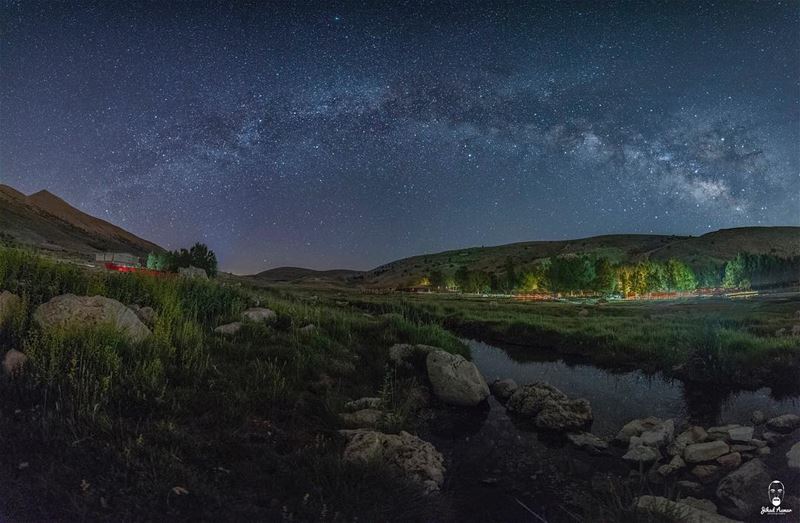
[{"xmin": 95, "ymin": 252, "xmax": 140, "ymax": 268}]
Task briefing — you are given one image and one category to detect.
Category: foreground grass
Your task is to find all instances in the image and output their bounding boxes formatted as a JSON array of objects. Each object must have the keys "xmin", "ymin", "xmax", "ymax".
[
  {"xmin": 348, "ymin": 292, "xmax": 800, "ymax": 391},
  {"xmin": 0, "ymin": 248, "xmax": 465, "ymax": 521}
]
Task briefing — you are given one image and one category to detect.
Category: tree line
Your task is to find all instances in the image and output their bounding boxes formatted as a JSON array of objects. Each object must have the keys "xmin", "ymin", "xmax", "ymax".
[
  {"xmin": 425, "ymin": 253, "xmax": 800, "ymax": 295},
  {"xmin": 146, "ymin": 242, "xmax": 218, "ymax": 277}
]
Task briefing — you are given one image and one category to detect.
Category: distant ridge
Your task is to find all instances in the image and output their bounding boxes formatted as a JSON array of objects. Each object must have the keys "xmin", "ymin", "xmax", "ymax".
[
  {"xmin": 0, "ymin": 184, "xmax": 163, "ymax": 257},
  {"xmin": 248, "ymin": 226, "xmax": 800, "ymax": 288}
]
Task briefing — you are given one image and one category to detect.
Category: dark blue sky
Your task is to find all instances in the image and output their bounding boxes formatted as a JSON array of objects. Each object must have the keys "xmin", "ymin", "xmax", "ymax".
[{"xmin": 2, "ymin": 1, "xmax": 798, "ymax": 273}]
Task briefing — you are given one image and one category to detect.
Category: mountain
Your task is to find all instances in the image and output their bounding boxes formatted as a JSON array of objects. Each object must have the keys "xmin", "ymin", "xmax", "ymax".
[
  {"xmin": 355, "ymin": 227, "xmax": 800, "ymax": 288},
  {"xmin": 0, "ymin": 184, "xmax": 163, "ymax": 257},
  {"xmin": 252, "ymin": 267, "xmax": 364, "ymax": 284}
]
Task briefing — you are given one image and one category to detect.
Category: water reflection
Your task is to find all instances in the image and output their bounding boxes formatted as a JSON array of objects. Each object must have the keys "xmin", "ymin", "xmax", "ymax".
[{"xmin": 467, "ymin": 339, "xmax": 800, "ymax": 437}]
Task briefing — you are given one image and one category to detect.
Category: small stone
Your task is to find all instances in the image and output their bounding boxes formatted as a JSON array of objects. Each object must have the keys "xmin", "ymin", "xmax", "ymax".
[
  {"xmin": 766, "ymin": 414, "xmax": 800, "ymax": 433},
  {"xmin": 614, "ymin": 416, "xmax": 664, "ymax": 446},
  {"xmin": 657, "ymin": 455, "xmax": 686, "ymax": 477},
  {"xmin": 489, "ymin": 378, "xmax": 518, "ymax": 401},
  {"xmin": 684, "ymin": 440, "xmax": 729, "ymax": 463},
  {"xmin": 707, "ymin": 424, "xmax": 740, "ymax": 441},
  {"xmin": 623, "ymin": 444, "xmax": 662, "ymax": 464},
  {"xmin": 750, "ymin": 439, "xmax": 767, "ymax": 448},
  {"xmin": 241, "ymin": 308, "xmax": 276, "ymax": 322},
  {"xmin": 299, "ymin": 324, "xmax": 316, "ymax": 334},
  {"xmin": 716, "ymin": 452, "xmax": 742, "ymax": 469},
  {"xmin": 214, "ymin": 322, "xmax": 243, "ymax": 335},
  {"xmin": 751, "ymin": 410, "xmax": 765, "ymax": 425},
  {"xmin": 2, "ymin": 349, "xmax": 27, "ymax": 376},
  {"xmin": 691, "ymin": 464, "xmax": 721, "ymax": 484},
  {"xmin": 757, "ymin": 447, "xmax": 771, "ymax": 456}
]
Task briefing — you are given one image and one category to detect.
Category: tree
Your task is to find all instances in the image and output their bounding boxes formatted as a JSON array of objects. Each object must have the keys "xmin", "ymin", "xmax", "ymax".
[
  {"xmin": 454, "ymin": 266, "xmax": 470, "ymax": 291},
  {"xmin": 593, "ymin": 257, "xmax": 616, "ymax": 294},
  {"xmin": 429, "ymin": 270, "xmax": 445, "ymax": 289},
  {"xmin": 189, "ymin": 242, "xmax": 218, "ymax": 277},
  {"xmin": 503, "ymin": 257, "xmax": 518, "ymax": 291}
]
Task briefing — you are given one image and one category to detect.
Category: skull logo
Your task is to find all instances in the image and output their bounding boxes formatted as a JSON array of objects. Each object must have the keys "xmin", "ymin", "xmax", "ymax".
[{"xmin": 769, "ymin": 480, "xmax": 785, "ymax": 508}]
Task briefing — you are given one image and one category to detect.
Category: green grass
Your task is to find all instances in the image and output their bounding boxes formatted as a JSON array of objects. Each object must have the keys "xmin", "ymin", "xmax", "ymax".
[
  {"xmin": 348, "ymin": 291, "xmax": 800, "ymax": 389},
  {"xmin": 0, "ymin": 247, "xmax": 465, "ymax": 521}
]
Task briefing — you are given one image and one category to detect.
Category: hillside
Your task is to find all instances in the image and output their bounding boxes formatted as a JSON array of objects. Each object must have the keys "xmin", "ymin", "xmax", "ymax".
[
  {"xmin": 253, "ymin": 266, "xmax": 364, "ymax": 283},
  {"xmin": 352, "ymin": 227, "xmax": 800, "ymax": 288},
  {"xmin": 0, "ymin": 184, "xmax": 163, "ymax": 258}
]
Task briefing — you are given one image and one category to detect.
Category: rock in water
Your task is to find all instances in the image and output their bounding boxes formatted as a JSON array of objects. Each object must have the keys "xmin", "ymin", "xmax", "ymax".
[
  {"xmin": 339, "ymin": 429, "xmax": 445, "ymax": 494},
  {"xmin": 766, "ymin": 414, "xmax": 800, "ymax": 433},
  {"xmin": 33, "ymin": 294, "xmax": 151, "ymax": 342},
  {"xmin": 535, "ymin": 398, "xmax": 592, "ymax": 431},
  {"xmin": 241, "ymin": 307, "xmax": 276, "ymax": 322},
  {"xmin": 426, "ymin": 350, "xmax": 489, "ymax": 407},
  {"xmin": 506, "ymin": 383, "xmax": 567, "ymax": 416},
  {"xmin": 715, "ymin": 458, "xmax": 771, "ymax": 519},
  {"xmin": 684, "ymin": 440, "xmax": 730, "ymax": 463},
  {"xmin": 489, "ymin": 378, "xmax": 518, "ymax": 401}
]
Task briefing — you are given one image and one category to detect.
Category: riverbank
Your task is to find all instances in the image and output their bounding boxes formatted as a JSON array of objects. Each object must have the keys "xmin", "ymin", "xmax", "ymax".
[{"xmin": 350, "ymin": 292, "xmax": 800, "ymax": 392}]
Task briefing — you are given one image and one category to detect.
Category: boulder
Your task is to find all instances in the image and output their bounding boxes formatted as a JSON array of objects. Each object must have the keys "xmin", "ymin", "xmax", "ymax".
[
  {"xmin": 787, "ymin": 442, "xmax": 800, "ymax": 472},
  {"xmin": 132, "ymin": 305, "xmax": 157, "ymax": 327},
  {"xmin": 489, "ymin": 378, "xmax": 518, "ymax": 401},
  {"xmin": 640, "ymin": 419, "xmax": 675, "ymax": 448},
  {"xmin": 2, "ymin": 349, "xmax": 27, "ymax": 376},
  {"xmin": 726, "ymin": 427, "xmax": 754, "ymax": 443},
  {"xmin": 341, "ymin": 409, "xmax": 383, "ymax": 428},
  {"xmin": 506, "ymin": 383, "xmax": 568, "ymax": 416},
  {"xmin": 566, "ymin": 432, "xmax": 609, "ymax": 455},
  {"xmin": 344, "ymin": 397, "xmax": 382, "ymax": 411},
  {"xmin": 691, "ymin": 464, "xmax": 721, "ymax": 484},
  {"xmin": 707, "ymin": 424, "xmax": 741, "ymax": 442},
  {"xmin": 33, "ymin": 294, "xmax": 151, "ymax": 342},
  {"xmin": 684, "ymin": 440, "xmax": 730, "ymax": 463},
  {"xmin": 178, "ymin": 266, "xmax": 207, "ymax": 279},
  {"xmin": 623, "ymin": 444, "xmax": 662, "ymax": 464},
  {"xmin": 339, "ymin": 429, "xmax": 445, "ymax": 494},
  {"xmin": 715, "ymin": 458, "xmax": 771, "ymax": 519},
  {"xmin": 635, "ymin": 496, "xmax": 738, "ymax": 523},
  {"xmin": 614, "ymin": 416, "xmax": 665, "ymax": 446},
  {"xmin": 765, "ymin": 414, "xmax": 800, "ymax": 433},
  {"xmin": 388, "ymin": 344, "xmax": 438, "ymax": 370},
  {"xmin": 241, "ymin": 308, "xmax": 276, "ymax": 322},
  {"xmin": 0, "ymin": 291, "xmax": 21, "ymax": 327},
  {"xmin": 214, "ymin": 322, "xmax": 243, "ymax": 335},
  {"xmin": 535, "ymin": 398, "xmax": 593, "ymax": 432},
  {"xmin": 425, "ymin": 351, "xmax": 489, "ymax": 407}
]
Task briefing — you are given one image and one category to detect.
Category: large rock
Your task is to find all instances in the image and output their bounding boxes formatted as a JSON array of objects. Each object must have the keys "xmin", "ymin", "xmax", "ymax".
[
  {"xmin": 614, "ymin": 416, "xmax": 665, "ymax": 446},
  {"xmin": 425, "ymin": 350, "xmax": 489, "ymax": 407},
  {"xmin": 639, "ymin": 419, "xmax": 675, "ymax": 448},
  {"xmin": 787, "ymin": 442, "xmax": 800, "ymax": 472},
  {"xmin": 0, "ymin": 291, "xmax": 21, "ymax": 327},
  {"xmin": 766, "ymin": 414, "xmax": 800, "ymax": 433},
  {"xmin": 535, "ymin": 398, "xmax": 592, "ymax": 431},
  {"xmin": 684, "ymin": 440, "xmax": 730, "ymax": 463},
  {"xmin": 635, "ymin": 496, "xmax": 738, "ymax": 523},
  {"xmin": 506, "ymin": 383, "xmax": 568, "ymax": 416},
  {"xmin": 2, "ymin": 349, "xmax": 27, "ymax": 376},
  {"xmin": 339, "ymin": 429, "xmax": 445, "ymax": 494},
  {"xmin": 715, "ymin": 458, "xmax": 771, "ymax": 519},
  {"xmin": 33, "ymin": 294, "xmax": 151, "ymax": 342},
  {"xmin": 131, "ymin": 305, "xmax": 157, "ymax": 327},
  {"xmin": 214, "ymin": 322, "xmax": 243, "ymax": 335},
  {"xmin": 178, "ymin": 266, "xmax": 208, "ymax": 279},
  {"xmin": 489, "ymin": 378, "xmax": 518, "ymax": 401},
  {"xmin": 241, "ymin": 308, "xmax": 276, "ymax": 322}
]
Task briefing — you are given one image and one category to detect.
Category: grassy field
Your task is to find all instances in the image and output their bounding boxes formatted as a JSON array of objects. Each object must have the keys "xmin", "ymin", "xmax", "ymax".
[
  {"xmin": 0, "ymin": 247, "xmax": 466, "ymax": 521},
  {"xmin": 346, "ymin": 292, "xmax": 800, "ymax": 391}
]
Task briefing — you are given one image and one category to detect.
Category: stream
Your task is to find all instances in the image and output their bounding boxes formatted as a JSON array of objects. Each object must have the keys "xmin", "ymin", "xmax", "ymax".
[{"xmin": 422, "ymin": 339, "xmax": 800, "ymax": 522}]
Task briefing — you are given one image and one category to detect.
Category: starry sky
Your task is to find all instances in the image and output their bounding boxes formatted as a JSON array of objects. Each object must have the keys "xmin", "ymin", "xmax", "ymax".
[{"xmin": 2, "ymin": 1, "xmax": 798, "ymax": 273}]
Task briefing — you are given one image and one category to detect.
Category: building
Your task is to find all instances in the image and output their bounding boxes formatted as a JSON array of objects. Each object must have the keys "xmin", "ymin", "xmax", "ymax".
[{"xmin": 95, "ymin": 252, "xmax": 140, "ymax": 268}]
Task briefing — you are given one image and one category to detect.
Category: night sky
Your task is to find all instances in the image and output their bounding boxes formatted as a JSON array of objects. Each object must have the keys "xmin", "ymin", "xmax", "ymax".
[{"xmin": 2, "ymin": 1, "xmax": 798, "ymax": 273}]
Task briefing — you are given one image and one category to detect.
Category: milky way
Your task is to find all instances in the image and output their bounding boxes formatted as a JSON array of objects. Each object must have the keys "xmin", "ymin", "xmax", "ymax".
[{"xmin": 2, "ymin": 1, "xmax": 798, "ymax": 273}]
